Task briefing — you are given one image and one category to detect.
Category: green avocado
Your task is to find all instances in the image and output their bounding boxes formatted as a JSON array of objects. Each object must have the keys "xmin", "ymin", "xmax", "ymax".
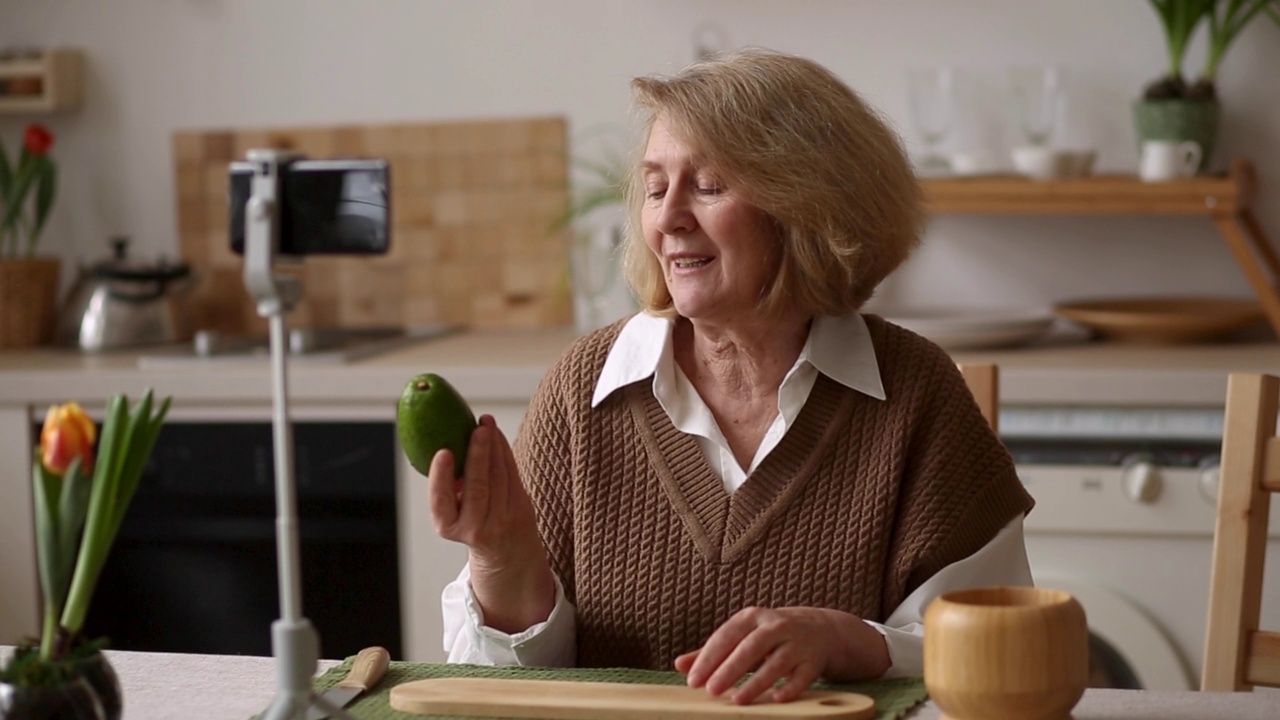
[{"xmin": 396, "ymin": 373, "xmax": 478, "ymax": 477}]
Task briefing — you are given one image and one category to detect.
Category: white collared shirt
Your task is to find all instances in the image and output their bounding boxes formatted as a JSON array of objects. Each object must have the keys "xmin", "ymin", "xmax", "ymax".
[{"xmin": 443, "ymin": 313, "xmax": 1032, "ymax": 676}]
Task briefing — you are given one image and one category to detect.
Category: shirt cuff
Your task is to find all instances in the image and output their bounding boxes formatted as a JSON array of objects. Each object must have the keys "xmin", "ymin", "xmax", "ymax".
[
  {"xmin": 454, "ymin": 570, "xmax": 576, "ymax": 667},
  {"xmin": 863, "ymin": 620, "xmax": 924, "ymax": 679}
]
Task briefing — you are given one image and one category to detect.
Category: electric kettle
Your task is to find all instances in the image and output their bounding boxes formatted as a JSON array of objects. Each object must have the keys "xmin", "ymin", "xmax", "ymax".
[{"xmin": 57, "ymin": 237, "xmax": 193, "ymax": 351}]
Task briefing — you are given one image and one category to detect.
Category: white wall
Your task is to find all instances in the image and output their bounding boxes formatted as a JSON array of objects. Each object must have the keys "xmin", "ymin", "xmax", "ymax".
[{"xmin": 4, "ymin": 0, "xmax": 1278, "ymax": 312}]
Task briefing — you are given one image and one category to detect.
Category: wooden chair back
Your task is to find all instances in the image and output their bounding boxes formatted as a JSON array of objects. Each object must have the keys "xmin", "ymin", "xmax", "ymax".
[
  {"xmin": 1201, "ymin": 372, "xmax": 1280, "ymax": 691},
  {"xmin": 958, "ymin": 363, "xmax": 999, "ymax": 433}
]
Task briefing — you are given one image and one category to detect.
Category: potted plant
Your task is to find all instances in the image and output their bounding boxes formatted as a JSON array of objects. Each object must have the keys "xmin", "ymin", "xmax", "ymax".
[
  {"xmin": 0, "ymin": 123, "xmax": 60, "ymax": 349},
  {"xmin": 1134, "ymin": 0, "xmax": 1276, "ymax": 172},
  {"xmin": 0, "ymin": 390, "xmax": 171, "ymax": 720},
  {"xmin": 551, "ymin": 126, "xmax": 635, "ymax": 333}
]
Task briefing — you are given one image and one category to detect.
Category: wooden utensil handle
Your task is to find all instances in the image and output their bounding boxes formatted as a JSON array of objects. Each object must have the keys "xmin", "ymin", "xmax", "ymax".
[
  {"xmin": 338, "ymin": 646, "xmax": 390, "ymax": 691},
  {"xmin": 389, "ymin": 677, "xmax": 875, "ymax": 719}
]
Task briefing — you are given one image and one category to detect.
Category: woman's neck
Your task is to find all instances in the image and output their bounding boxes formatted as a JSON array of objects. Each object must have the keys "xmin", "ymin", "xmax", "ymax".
[{"xmin": 674, "ymin": 313, "xmax": 812, "ymax": 403}]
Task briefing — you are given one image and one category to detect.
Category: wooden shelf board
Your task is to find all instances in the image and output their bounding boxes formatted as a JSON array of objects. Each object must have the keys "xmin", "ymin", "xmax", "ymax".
[{"xmin": 923, "ymin": 173, "xmax": 1244, "ymax": 216}]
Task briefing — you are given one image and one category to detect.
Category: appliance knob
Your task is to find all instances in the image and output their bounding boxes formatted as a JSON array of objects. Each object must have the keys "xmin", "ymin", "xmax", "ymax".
[
  {"xmin": 1121, "ymin": 455, "xmax": 1163, "ymax": 504},
  {"xmin": 1198, "ymin": 458, "xmax": 1222, "ymax": 506}
]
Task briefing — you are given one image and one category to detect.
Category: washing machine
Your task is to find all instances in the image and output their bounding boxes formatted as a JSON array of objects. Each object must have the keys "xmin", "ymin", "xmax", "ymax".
[{"xmin": 1002, "ymin": 405, "xmax": 1280, "ymax": 691}]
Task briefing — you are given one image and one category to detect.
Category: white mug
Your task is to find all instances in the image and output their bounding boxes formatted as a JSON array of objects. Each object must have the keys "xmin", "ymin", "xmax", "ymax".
[{"xmin": 1139, "ymin": 140, "xmax": 1201, "ymax": 182}]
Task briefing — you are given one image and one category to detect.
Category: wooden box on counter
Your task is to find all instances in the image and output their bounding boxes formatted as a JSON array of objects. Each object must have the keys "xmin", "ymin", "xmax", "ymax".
[{"xmin": 173, "ymin": 117, "xmax": 574, "ymax": 336}]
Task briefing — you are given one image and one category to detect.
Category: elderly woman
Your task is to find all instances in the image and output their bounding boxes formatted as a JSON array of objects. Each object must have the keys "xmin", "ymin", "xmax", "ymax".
[{"xmin": 431, "ymin": 48, "xmax": 1034, "ymax": 704}]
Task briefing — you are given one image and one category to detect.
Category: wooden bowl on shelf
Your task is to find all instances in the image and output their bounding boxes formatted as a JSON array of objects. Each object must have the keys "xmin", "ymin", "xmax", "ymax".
[
  {"xmin": 924, "ymin": 586, "xmax": 1088, "ymax": 720},
  {"xmin": 1053, "ymin": 296, "xmax": 1265, "ymax": 344}
]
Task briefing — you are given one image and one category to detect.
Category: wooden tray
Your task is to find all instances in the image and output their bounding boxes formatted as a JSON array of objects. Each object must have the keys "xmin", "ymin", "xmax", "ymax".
[
  {"xmin": 389, "ymin": 677, "xmax": 875, "ymax": 719},
  {"xmin": 1053, "ymin": 297, "xmax": 1265, "ymax": 344}
]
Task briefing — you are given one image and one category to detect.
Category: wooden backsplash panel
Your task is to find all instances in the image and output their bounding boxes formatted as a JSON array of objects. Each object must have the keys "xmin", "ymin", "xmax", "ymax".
[{"xmin": 173, "ymin": 117, "xmax": 573, "ymax": 336}]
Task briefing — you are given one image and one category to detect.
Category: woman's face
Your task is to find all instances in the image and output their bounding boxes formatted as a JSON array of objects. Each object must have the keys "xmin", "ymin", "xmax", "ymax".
[{"xmin": 640, "ymin": 117, "xmax": 779, "ymax": 324}]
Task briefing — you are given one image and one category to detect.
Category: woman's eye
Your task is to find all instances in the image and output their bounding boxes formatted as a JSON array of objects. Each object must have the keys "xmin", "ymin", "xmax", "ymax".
[
  {"xmin": 696, "ymin": 185, "xmax": 723, "ymax": 195},
  {"xmin": 646, "ymin": 187, "xmax": 667, "ymax": 200}
]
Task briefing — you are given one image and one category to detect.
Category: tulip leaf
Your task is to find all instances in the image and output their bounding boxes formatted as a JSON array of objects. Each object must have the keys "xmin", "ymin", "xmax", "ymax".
[
  {"xmin": 110, "ymin": 394, "xmax": 170, "ymax": 542},
  {"xmin": 0, "ymin": 159, "xmax": 38, "ymax": 241},
  {"xmin": 0, "ymin": 140, "xmax": 12, "ymax": 206},
  {"xmin": 30, "ymin": 158, "xmax": 56, "ymax": 255},
  {"xmin": 32, "ymin": 459, "xmax": 62, "ymax": 615},
  {"xmin": 54, "ymin": 458, "xmax": 92, "ymax": 605},
  {"xmin": 61, "ymin": 394, "xmax": 128, "ymax": 635},
  {"xmin": 110, "ymin": 390, "xmax": 164, "ymax": 537}
]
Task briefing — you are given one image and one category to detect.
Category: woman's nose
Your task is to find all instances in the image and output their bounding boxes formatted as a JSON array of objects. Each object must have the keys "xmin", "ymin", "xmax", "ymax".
[{"xmin": 654, "ymin": 190, "xmax": 695, "ymax": 235}]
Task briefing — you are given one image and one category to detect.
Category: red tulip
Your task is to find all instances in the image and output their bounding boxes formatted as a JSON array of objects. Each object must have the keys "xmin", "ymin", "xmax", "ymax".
[
  {"xmin": 40, "ymin": 402, "xmax": 96, "ymax": 475},
  {"xmin": 23, "ymin": 123, "xmax": 54, "ymax": 156}
]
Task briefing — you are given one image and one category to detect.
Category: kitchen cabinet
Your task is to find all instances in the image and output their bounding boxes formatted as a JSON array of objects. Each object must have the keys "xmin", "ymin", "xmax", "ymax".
[
  {"xmin": 921, "ymin": 159, "xmax": 1280, "ymax": 337},
  {"xmin": 0, "ymin": 49, "xmax": 84, "ymax": 113}
]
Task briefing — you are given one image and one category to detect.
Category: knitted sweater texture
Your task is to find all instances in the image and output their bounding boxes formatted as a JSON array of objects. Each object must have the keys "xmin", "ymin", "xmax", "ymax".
[{"xmin": 513, "ymin": 314, "xmax": 1034, "ymax": 670}]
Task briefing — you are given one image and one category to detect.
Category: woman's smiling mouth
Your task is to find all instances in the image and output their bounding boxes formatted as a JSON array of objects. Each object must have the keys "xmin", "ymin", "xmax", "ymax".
[{"xmin": 671, "ymin": 256, "xmax": 714, "ymax": 270}]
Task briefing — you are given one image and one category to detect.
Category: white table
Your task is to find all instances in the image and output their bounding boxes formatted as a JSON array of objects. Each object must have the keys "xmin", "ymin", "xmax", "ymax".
[{"xmin": 2, "ymin": 647, "xmax": 1277, "ymax": 719}]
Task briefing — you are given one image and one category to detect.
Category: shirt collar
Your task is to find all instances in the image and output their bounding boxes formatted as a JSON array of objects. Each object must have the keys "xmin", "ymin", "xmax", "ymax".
[{"xmin": 591, "ymin": 312, "xmax": 886, "ymax": 408}]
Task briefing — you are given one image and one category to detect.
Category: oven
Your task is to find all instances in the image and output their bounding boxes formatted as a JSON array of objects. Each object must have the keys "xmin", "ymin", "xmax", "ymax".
[
  {"xmin": 80, "ymin": 421, "xmax": 403, "ymax": 660},
  {"xmin": 1002, "ymin": 405, "xmax": 1280, "ymax": 690}
]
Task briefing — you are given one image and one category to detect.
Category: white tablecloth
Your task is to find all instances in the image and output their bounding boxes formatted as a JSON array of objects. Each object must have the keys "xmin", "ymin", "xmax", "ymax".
[{"xmin": 3, "ymin": 647, "xmax": 1277, "ymax": 719}]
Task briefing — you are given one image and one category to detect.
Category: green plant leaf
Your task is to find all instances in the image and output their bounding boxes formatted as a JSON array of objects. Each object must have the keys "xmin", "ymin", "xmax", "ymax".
[
  {"xmin": 61, "ymin": 395, "xmax": 128, "ymax": 635},
  {"xmin": 1203, "ymin": 0, "xmax": 1271, "ymax": 78},
  {"xmin": 54, "ymin": 458, "xmax": 92, "ymax": 605},
  {"xmin": 0, "ymin": 157, "xmax": 39, "ymax": 242},
  {"xmin": 0, "ymin": 139, "xmax": 12, "ymax": 207},
  {"xmin": 109, "ymin": 391, "xmax": 170, "ymax": 539},
  {"xmin": 32, "ymin": 459, "xmax": 63, "ymax": 617},
  {"xmin": 30, "ymin": 158, "xmax": 56, "ymax": 255}
]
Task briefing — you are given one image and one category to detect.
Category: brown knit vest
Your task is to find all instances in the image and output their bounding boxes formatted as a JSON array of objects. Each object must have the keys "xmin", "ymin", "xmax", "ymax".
[{"xmin": 514, "ymin": 314, "xmax": 1033, "ymax": 670}]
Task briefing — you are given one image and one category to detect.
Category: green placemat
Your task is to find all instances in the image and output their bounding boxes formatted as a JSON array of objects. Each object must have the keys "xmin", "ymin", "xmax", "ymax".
[{"xmin": 302, "ymin": 659, "xmax": 928, "ymax": 720}]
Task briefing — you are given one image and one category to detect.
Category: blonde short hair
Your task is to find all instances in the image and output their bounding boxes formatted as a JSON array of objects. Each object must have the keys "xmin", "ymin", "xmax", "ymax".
[{"xmin": 622, "ymin": 48, "xmax": 924, "ymax": 319}]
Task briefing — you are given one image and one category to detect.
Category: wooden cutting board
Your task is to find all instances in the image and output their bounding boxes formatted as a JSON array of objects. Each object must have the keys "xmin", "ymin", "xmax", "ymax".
[{"xmin": 388, "ymin": 677, "xmax": 876, "ymax": 719}]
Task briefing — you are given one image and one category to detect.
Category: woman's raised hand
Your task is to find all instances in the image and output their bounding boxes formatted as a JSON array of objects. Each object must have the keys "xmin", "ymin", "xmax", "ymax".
[
  {"xmin": 427, "ymin": 414, "xmax": 555, "ymax": 632},
  {"xmin": 674, "ymin": 606, "xmax": 890, "ymax": 704}
]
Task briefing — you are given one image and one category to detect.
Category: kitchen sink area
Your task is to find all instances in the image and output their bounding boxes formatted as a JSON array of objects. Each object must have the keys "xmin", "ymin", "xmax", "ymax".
[{"xmin": 134, "ymin": 324, "xmax": 459, "ymax": 368}]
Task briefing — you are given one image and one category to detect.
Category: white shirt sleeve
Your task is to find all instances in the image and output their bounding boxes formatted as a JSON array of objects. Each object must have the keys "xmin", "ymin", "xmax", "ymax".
[
  {"xmin": 864, "ymin": 515, "xmax": 1033, "ymax": 678},
  {"xmin": 441, "ymin": 562, "xmax": 577, "ymax": 666}
]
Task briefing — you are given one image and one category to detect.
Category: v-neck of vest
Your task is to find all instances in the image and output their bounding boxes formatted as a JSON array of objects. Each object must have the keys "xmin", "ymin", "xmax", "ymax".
[{"xmin": 626, "ymin": 374, "xmax": 857, "ymax": 564}]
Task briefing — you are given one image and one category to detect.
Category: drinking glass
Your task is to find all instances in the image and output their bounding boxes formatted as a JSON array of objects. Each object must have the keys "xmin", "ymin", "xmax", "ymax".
[
  {"xmin": 1009, "ymin": 66, "xmax": 1064, "ymax": 147},
  {"xmin": 906, "ymin": 67, "xmax": 956, "ymax": 174}
]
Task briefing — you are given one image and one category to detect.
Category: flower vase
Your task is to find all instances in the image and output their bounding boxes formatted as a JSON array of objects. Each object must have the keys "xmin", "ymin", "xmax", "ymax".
[
  {"xmin": 0, "ymin": 650, "xmax": 121, "ymax": 720},
  {"xmin": 0, "ymin": 257, "xmax": 61, "ymax": 349}
]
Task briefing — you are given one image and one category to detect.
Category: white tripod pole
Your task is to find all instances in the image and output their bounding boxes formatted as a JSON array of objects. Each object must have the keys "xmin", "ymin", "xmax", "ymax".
[{"xmin": 242, "ymin": 149, "xmax": 355, "ymax": 720}]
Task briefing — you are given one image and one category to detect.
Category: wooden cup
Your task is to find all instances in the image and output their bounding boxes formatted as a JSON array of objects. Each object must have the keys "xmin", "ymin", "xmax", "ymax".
[{"xmin": 923, "ymin": 586, "xmax": 1088, "ymax": 720}]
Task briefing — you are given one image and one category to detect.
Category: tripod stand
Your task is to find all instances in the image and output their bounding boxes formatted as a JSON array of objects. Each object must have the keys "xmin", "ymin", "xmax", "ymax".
[{"xmin": 242, "ymin": 149, "xmax": 357, "ymax": 720}]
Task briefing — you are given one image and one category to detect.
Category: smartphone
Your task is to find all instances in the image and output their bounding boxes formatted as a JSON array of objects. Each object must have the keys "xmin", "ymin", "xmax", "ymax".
[{"xmin": 229, "ymin": 158, "xmax": 391, "ymax": 256}]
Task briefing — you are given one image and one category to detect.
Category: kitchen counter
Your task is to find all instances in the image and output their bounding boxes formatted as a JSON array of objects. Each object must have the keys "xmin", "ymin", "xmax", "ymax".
[
  {"xmin": 1, "ymin": 646, "xmax": 1276, "ymax": 720},
  {"xmin": 3, "ymin": 327, "xmax": 1280, "ymax": 409}
]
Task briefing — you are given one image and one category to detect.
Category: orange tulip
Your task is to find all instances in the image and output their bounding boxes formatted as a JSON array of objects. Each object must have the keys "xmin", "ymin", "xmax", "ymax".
[{"xmin": 40, "ymin": 402, "xmax": 96, "ymax": 475}]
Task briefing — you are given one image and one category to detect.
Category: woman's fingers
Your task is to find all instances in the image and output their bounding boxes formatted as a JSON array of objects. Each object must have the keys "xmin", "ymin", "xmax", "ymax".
[
  {"xmin": 456, "ymin": 422, "xmax": 493, "ymax": 532},
  {"xmin": 673, "ymin": 649, "xmax": 699, "ymax": 674},
  {"xmin": 479, "ymin": 416, "xmax": 511, "ymax": 523},
  {"xmin": 426, "ymin": 448, "xmax": 460, "ymax": 533},
  {"xmin": 704, "ymin": 625, "xmax": 782, "ymax": 697},
  {"xmin": 770, "ymin": 661, "xmax": 820, "ymax": 704},
  {"xmin": 685, "ymin": 611, "xmax": 757, "ymax": 690}
]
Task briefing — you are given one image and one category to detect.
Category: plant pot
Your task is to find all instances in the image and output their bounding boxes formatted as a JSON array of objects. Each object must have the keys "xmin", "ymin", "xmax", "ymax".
[
  {"xmin": 0, "ymin": 650, "xmax": 121, "ymax": 720},
  {"xmin": 1132, "ymin": 98, "xmax": 1219, "ymax": 174},
  {"xmin": 0, "ymin": 676, "xmax": 105, "ymax": 720},
  {"xmin": 0, "ymin": 257, "xmax": 61, "ymax": 349}
]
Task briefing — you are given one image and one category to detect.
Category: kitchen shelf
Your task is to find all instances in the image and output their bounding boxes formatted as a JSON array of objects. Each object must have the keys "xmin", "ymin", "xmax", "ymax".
[
  {"xmin": 921, "ymin": 159, "xmax": 1280, "ymax": 339},
  {"xmin": 0, "ymin": 48, "xmax": 84, "ymax": 113}
]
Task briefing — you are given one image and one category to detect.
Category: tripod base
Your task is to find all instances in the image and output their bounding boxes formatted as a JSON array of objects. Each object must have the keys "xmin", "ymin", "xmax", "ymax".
[{"xmin": 258, "ymin": 617, "xmax": 356, "ymax": 720}]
